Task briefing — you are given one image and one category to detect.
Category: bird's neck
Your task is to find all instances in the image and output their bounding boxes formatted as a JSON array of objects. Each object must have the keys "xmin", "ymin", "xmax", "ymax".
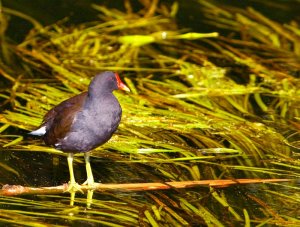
[{"xmin": 87, "ymin": 89, "xmax": 115, "ymax": 103}]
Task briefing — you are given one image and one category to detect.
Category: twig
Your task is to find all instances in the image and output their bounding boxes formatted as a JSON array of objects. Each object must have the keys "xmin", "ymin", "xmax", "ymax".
[{"xmin": 0, "ymin": 179, "xmax": 291, "ymax": 196}]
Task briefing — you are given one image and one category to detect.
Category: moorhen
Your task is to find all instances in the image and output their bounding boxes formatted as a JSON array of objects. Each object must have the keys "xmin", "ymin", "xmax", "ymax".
[{"xmin": 30, "ymin": 71, "xmax": 130, "ymax": 191}]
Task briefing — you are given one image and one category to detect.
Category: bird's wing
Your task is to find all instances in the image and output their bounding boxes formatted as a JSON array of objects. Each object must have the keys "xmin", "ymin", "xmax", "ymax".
[{"xmin": 43, "ymin": 92, "xmax": 87, "ymax": 146}]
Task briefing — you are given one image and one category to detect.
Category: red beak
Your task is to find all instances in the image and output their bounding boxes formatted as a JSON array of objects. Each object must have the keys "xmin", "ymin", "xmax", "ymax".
[{"xmin": 115, "ymin": 73, "xmax": 130, "ymax": 92}]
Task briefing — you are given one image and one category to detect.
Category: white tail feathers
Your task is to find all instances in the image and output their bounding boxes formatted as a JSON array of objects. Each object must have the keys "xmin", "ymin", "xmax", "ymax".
[{"xmin": 28, "ymin": 126, "xmax": 46, "ymax": 136}]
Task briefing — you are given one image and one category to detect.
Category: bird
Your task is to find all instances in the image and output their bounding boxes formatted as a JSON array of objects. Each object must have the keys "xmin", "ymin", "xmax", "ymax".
[{"xmin": 29, "ymin": 71, "xmax": 130, "ymax": 192}]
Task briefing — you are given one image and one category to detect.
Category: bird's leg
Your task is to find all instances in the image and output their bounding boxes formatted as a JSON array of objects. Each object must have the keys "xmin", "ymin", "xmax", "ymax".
[
  {"xmin": 86, "ymin": 190, "xmax": 94, "ymax": 209},
  {"xmin": 82, "ymin": 152, "xmax": 95, "ymax": 188},
  {"xmin": 66, "ymin": 153, "xmax": 82, "ymax": 193},
  {"xmin": 68, "ymin": 153, "xmax": 76, "ymax": 185}
]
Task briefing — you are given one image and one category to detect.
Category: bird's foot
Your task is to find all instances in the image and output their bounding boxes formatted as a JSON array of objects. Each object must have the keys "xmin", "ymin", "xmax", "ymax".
[
  {"xmin": 64, "ymin": 181, "xmax": 83, "ymax": 194},
  {"xmin": 82, "ymin": 178, "xmax": 96, "ymax": 190}
]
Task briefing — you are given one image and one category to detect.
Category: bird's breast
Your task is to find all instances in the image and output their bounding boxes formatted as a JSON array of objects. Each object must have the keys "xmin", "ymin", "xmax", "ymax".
[{"xmin": 57, "ymin": 98, "xmax": 122, "ymax": 152}]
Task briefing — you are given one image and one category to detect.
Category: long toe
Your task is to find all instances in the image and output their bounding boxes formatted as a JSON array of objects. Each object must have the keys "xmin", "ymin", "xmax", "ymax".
[
  {"xmin": 65, "ymin": 181, "xmax": 83, "ymax": 194},
  {"xmin": 82, "ymin": 178, "xmax": 95, "ymax": 189}
]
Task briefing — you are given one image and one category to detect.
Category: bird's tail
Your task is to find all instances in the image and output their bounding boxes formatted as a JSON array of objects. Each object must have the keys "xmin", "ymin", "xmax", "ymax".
[{"xmin": 28, "ymin": 126, "xmax": 46, "ymax": 136}]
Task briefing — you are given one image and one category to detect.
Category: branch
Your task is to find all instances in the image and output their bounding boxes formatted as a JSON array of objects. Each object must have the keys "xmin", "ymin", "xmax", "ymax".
[{"xmin": 0, "ymin": 179, "xmax": 291, "ymax": 196}]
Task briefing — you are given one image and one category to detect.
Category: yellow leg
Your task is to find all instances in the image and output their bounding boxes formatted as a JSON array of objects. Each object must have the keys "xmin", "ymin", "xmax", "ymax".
[
  {"xmin": 86, "ymin": 190, "xmax": 94, "ymax": 209},
  {"xmin": 82, "ymin": 152, "xmax": 95, "ymax": 187},
  {"xmin": 67, "ymin": 153, "xmax": 76, "ymax": 185},
  {"xmin": 70, "ymin": 191, "xmax": 75, "ymax": 206},
  {"xmin": 66, "ymin": 153, "xmax": 82, "ymax": 193}
]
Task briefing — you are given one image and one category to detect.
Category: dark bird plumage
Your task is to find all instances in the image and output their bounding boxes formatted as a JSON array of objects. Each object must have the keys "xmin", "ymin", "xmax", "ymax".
[{"xmin": 30, "ymin": 71, "xmax": 130, "ymax": 191}]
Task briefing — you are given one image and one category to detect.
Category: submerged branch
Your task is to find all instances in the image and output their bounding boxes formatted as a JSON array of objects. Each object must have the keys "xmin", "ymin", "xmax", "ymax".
[{"xmin": 0, "ymin": 179, "xmax": 291, "ymax": 196}]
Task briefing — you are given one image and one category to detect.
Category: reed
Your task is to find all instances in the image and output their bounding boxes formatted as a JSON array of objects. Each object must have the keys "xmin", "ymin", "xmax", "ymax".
[{"xmin": 0, "ymin": 0, "xmax": 299, "ymax": 226}]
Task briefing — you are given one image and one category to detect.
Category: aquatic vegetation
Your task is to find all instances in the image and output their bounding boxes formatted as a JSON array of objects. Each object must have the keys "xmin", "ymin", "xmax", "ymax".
[{"xmin": 0, "ymin": 0, "xmax": 299, "ymax": 226}]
